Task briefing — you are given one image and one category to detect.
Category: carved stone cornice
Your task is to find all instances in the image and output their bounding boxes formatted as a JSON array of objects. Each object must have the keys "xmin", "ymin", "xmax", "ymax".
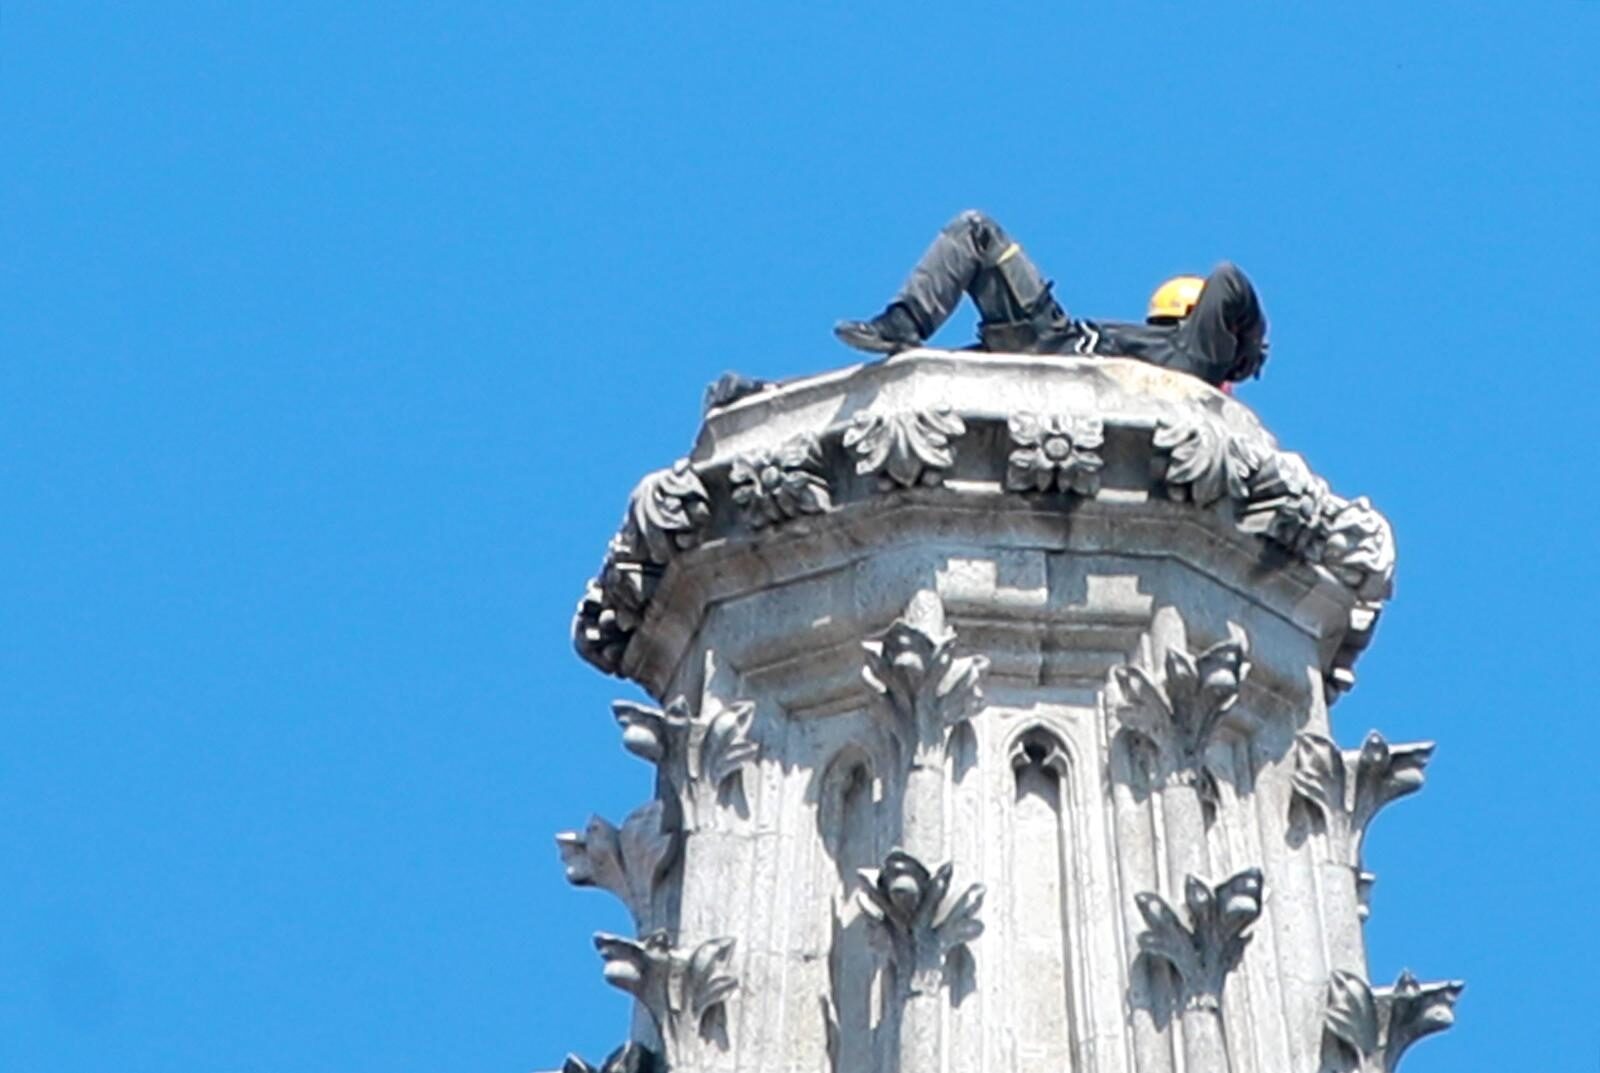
[
  {"xmin": 1322, "ymin": 968, "xmax": 1463, "ymax": 1072},
  {"xmin": 573, "ymin": 352, "xmax": 1394, "ymax": 698},
  {"xmin": 1134, "ymin": 868, "xmax": 1264, "ymax": 1010}
]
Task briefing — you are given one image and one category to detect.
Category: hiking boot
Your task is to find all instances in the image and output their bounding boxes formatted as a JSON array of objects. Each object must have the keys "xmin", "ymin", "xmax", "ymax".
[{"xmin": 832, "ymin": 303, "xmax": 923, "ymax": 354}]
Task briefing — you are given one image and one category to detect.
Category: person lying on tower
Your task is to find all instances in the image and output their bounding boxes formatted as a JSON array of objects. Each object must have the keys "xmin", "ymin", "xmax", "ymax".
[{"xmin": 834, "ymin": 210, "xmax": 1269, "ymax": 389}]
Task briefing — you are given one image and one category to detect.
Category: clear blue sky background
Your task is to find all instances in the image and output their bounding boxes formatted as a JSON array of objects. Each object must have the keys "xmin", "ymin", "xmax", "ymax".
[{"xmin": 4, "ymin": 5, "xmax": 1597, "ymax": 1071}]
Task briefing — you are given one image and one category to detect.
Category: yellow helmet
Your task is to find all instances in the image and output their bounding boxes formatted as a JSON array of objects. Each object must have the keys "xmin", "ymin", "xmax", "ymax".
[{"xmin": 1146, "ymin": 275, "xmax": 1205, "ymax": 323}]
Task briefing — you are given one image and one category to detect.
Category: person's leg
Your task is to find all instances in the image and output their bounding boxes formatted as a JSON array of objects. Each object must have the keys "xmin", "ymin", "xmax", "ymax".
[
  {"xmin": 836, "ymin": 211, "xmax": 1060, "ymax": 353},
  {"xmin": 1176, "ymin": 262, "xmax": 1268, "ymax": 384}
]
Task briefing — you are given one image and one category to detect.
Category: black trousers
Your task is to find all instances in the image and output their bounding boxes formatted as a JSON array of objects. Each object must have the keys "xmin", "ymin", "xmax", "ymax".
[{"xmin": 888, "ymin": 211, "xmax": 1266, "ymax": 384}]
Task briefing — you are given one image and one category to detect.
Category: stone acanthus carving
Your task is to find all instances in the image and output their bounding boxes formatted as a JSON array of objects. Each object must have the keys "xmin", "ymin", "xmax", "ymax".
[
  {"xmin": 595, "ymin": 931, "xmax": 737, "ymax": 1066},
  {"xmin": 556, "ymin": 799, "xmax": 681, "ymax": 931},
  {"xmin": 574, "ymin": 578, "xmax": 632, "ymax": 677},
  {"xmin": 1004, "ymin": 412, "xmax": 1105, "ymax": 495},
  {"xmin": 1291, "ymin": 731, "xmax": 1432, "ymax": 914},
  {"xmin": 728, "ymin": 433, "xmax": 831, "ymax": 527},
  {"xmin": 860, "ymin": 593, "xmax": 988, "ymax": 773},
  {"xmin": 1322, "ymin": 968, "xmax": 1463, "ymax": 1072},
  {"xmin": 1320, "ymin": 496, "xmax": 1397, "ymax": 601},
  {"xmin": 1151, "ymin": 409, "xmax": 1264, "ymax": 507},
  {"xmin": 1110, "ymin": 637, "xmax": 1252, "ymax": 811},
  {"xmin": 613, "ymin": 696, "xmax": 760, "ymax": 829},
  {"xmin": 1240, "ymin": 450, "xmax": 1333, "ymax": 556},
  {"xmin": 842, "ymin": 406, "xmax": 966, "ymax": 489},
  {"xmin": 623, "ymin": 459, "xmax": 713, "ymax": 564},
  {"xmin": 562, "ymin": 1042, "xmax": 657, "ymax": 1073},
  {"xmin": 1135, "ymin": 868, "xmax": 1264, "ymax": 1010},
  {"xmin": 857, "ymin": 849, "xmax": 986, "ymax": 995}
]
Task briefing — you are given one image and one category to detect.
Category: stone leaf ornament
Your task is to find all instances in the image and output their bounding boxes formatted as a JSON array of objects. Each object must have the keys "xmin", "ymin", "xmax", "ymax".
[
  {"xmin": 728, "ymin": 433, "xmax": 832, "ymax": 527},
  {"xmin": 1005, "ymin": 412, "xmax": 1105, "ymax": 495},
  {"xmin": 1320, "ymin": 495, "xmax": 1397, "ymax": 601},
  {"xmin": 562, "ymin": 1043, "xmax": 657, "ymax": 1073},
  {"xmin": 574, "ymin": 578, "xmax": 632, "ymax": 677},
  {"xmin": 1322, "ymin": 968, "xmax": 1463, "ymax": 1072},
  {"xmin": 1239, "ymin": 450, "xmax": 1333, "ymax": 556},
  {"xmin": 1151, "ymin": 410, "xmax": 1264, "ymax": 507},
  {"xmin": 614, "ymin": 696, "xmax": 760, "ymax": 826},
  {"xmin": 1291, "ymin": 731, "xmax": 1432, "ymax": 915},
  {"xmin": 857, "ymin": 849, "xmax": 986, "ymax": 994},
  {"xmin": 1135, "ymin": 868, "xmax": 1264, "ymax": 1009},
  {"xmin": 622, "ymin": 459, "xmax": 713, "ymax": 565},
  {"xmin": 556, "ymin": 799, "xmax": 681, "ymax": 931},
  {"xmin": 1111, "ymin": 638, "xmax": 1251, "ymax": 810},
  {"xmin": 860, "ymin": 594, "xmax": 988, "ymax": 769},
  {"xmin": 843, "ymin": 406, "xmax": 967, "ymax": 489},
  {"xmin": 595, "ymin": 931, "xmax": 738, "ymax": 1064}
]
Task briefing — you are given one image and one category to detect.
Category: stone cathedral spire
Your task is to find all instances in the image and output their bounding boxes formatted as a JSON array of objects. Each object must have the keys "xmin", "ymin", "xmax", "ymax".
[{"xmin": 556, "ymin": 350, "xmax": 1460, "ymax": 1073}]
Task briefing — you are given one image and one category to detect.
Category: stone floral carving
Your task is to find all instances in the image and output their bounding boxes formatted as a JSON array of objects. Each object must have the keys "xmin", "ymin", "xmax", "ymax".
[
  {"xmin": 1151, "ymin": 410, "xmax": 1263, "ymax": 507},
  {"xmin": 1004, "ymin": 412, "xmax": 1105, "ymax": 495},
  {"xmin": 1135, "ymin": 868, "xmax": 1264, "ymax": 1009},
  {"xmin": 622, "ymin": 459, "xmax": 713, "ymax": 565},
  {"xmin": 843, "ymin": 406, "xmax": 967, "ymax": 489},
  {"xmin": 1110, "ymin": 637, "xmax": 1251, "ymax": 811},
  {"xmin": 562, "ymin": 1043, "xmax": 657, "ymax": 1073},
  {"xmin": 574, "ymin": 579, "xmax": 632, "ymax": 676},
  {"xmin": 1320, "ymin": 495, "xmax": 1397, "ymax": 601},
  {"xmin": 857, "ymin": 849, "xmax": 985, "ymax": 994},
  {"xmin": 596, "ymin": 931, "xmax": 738, "ymax": 1065},
  {"xmin": 1291, "ymin": 731, "xmax": 1433, "ymax": 915},
  {"xmin": 614, "ymin": 696, "xmax": 760, "ymax": 827},
  {"xmin": 1240, "ymin": 450, "xmax": 1333, "ymax": 555},
  {"xmin": 729, "ymin": 433, "xmax": 832, "ymax": 527},
  {"xmin": 1322, "ymin": 968, "xmax": 1463, "ymax": 1072},
  {"xmin": 556, "ymin": 799, "xmax": 681, "ymax": 931},
  {"xmin": 860, "ymin": 593, "xmax": 988, "ymax": 771}
]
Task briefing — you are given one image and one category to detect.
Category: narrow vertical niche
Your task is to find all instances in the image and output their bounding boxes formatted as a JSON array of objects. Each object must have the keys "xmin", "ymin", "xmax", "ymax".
[
  {"xmin": 1009, "ymin": 729, "xmax": 1080, "ymax": 1072},
  {"xmin": 818, "ymin": 750, "xmax": 881, "ymax": 1071}
]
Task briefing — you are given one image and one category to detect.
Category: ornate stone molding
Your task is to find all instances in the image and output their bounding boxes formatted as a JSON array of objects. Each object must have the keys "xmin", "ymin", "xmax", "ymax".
[
  {"xmin": 1110, "ymin": 637, "xmax": 1252, "ymax": 811},
  {"xmin": 1004, "ymin": 411, "xmax": 1105, "ymax": 495},
  {"xmin": 860, "ymin": 593, "xmax": 988, "ymax": 772},
  {"xmin": 556, "ymin": 799, "xmax": 681, "ymax": 931},
  {"xmin": 562, "ymin": 1043, "xmax": 657, "ymax": 1073},
  {"xmin": 613, "ymin": 696, "xmax": 760, "ymax": 829},
  {"xmin": 729, "ymin": 432, "xmax": 831, "ymax": 527},
  {"xmin": 857, "ymin": 849, "xmax": 985, "ymax": 996},
  {"xmin": 595, "ymin": 931, "xmax": 738, "ymax": 1066},
  {"xmin": 1322, "ymin": 968, "xmax": 1463, "ymax": 1072},
  {"xmin": 1134, "ymin": 868, "xmax": 1264, "ymax": 1010},
  {"xmin": 843, "ymin": 406, "xmax": 966, "ymax": 489},
  {"xmin": 572, "ymin": 354, "xmax": 1395, "ymax": 697},
  {"xmin": 1291, "ymin": 731, "xmax": 1433, "ymax": 914}
]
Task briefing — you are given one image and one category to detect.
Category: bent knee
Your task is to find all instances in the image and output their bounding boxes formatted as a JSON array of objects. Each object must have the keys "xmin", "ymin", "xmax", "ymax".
[{"xmin": 947, "ymin": 208, "xmax": 1000, "ymax": 233}]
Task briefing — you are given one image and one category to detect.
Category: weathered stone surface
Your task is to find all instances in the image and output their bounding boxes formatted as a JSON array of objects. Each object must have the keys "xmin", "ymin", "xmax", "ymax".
[{"xmin": 550, "ymin": 349, "xmax": 1453, "ymax": 1073}]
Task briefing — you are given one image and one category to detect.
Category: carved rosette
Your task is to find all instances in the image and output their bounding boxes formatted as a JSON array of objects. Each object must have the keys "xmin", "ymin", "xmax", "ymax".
[
  {"xmin": 1110, "ymin": 637, "xmax": 1251, "ymax": 812},
  {"xmin": 843, "ymin": 406, "xmax": 967, "ymax": 489},
  {"xmin": 1135, "ymin": 868, "xmax": 1264, "ymax": 1010},
  {"xmin": 596, "ymin": 931, "xmax": 738, "ymax": 1067},
  {"xmin": 1004, "ymin": 411, "xmax": 1105, "ymax": 495},
  {"xmin": 860, "ymin": 594, "xmax": 988, "ymax": 772},
  {"xmin": 857, "ymin": 849, "xmax": 985, "ymax": 996},
  {"xmin": 1322, "ymin": 968, "xmax": 1463, "ymax": 1072},
  {"xmin": 1291, "ymin": 730, "xmax": 1433, "ymax": 915},
  {"xmin": 728, "ymin": 433, "xmax": 832, "ymax": 527},
  {"xmin": 555, "ymin": 799, "xmax": 681, "ymax": 932}
]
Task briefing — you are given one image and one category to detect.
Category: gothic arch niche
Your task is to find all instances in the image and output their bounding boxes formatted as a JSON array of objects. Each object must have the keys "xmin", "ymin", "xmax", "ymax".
[
  {"xmin": 1006, "ymin": 725, "xmax": 1086, "ymax": 1072},
  {"xmin": 816, "ymin": 746, "xmax": 884, "ymax": 1071}
]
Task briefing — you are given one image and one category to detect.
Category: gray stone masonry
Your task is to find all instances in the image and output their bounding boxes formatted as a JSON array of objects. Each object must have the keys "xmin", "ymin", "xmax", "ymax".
[{"xmin": 553, "ymin": 349, "xmax": 1459, "ymax": 1073}]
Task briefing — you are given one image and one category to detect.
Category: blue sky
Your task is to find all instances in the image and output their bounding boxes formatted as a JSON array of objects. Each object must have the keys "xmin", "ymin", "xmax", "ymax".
[{"xmin": 4, "ymin": 5, "xmax": 1597, "ymax": 1071}]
